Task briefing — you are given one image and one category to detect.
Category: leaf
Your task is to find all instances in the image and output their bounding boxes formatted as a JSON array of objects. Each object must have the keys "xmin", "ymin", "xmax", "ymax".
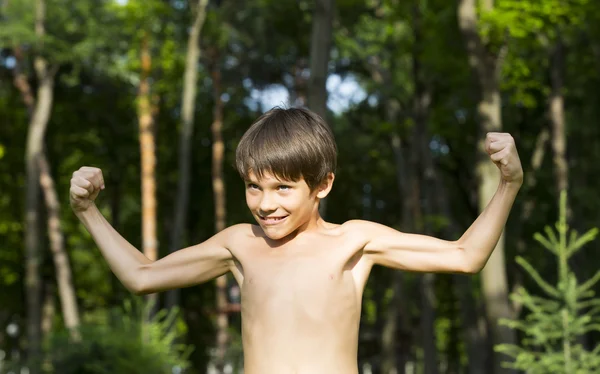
[
  {"xmin": 577, "ymin": 270, "xmax": 600, "ymax": 295},
  {"xmin": 567, "ymin": 228, "xmax": 599, "ymax": 257},
  {"xmin": 516, "ymin": 256, "xmax": 560, "ymax": 298},
  {"xmin": 534, "ymin": 231, "xmax": 558, "ymax": 255},
  {"xmin": 577, "ymin": 299, "xmax": 600, "ymax": 310}
]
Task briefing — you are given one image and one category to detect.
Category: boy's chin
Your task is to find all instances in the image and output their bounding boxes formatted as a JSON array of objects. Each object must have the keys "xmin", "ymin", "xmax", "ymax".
[
  {"xmin": 262, "ymin": 228, "xmax": 290, "ymax": 240},
  {"xmin": 259, "ymin": 225, "xmax": 295, "ymax": 241}
]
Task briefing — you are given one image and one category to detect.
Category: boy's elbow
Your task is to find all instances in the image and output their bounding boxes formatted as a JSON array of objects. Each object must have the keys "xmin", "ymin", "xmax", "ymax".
[
  {"xmin": 457, "ymin": 244, "xmax": 483, "ymax": 274},
  {"xmin": 461, "ymin": 262, "xmax": 483, "ymax": 274},
  {"xmin": 129, "ymin": 265, "xmax": 151, "ymax": 295}
]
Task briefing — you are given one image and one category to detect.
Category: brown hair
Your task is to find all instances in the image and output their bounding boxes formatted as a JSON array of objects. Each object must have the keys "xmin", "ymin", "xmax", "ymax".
[{"xmin": 235, "ymin": 107, "xmax": 337, "ymax": 191}]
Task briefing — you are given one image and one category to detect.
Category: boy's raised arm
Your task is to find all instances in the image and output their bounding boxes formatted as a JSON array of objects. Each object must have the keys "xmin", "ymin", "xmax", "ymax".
[
  {"xmin": 358, "ymin": 133, "xmax": 523, "ymax": 274},
  {"xmin": 71, "ymin": 167, "xmax": 234, "ymax": 294}
]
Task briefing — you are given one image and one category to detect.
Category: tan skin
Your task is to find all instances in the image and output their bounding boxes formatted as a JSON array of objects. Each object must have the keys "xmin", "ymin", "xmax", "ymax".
[{"xmin": 71, "ymin": 132, "xmax": 523, "ymax": 373}]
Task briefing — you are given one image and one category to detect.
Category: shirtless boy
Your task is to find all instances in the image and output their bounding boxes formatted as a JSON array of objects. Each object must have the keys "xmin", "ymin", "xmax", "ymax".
[{"xmin": 70, "ymin": 107, "xmax": 523, "ymax": 374}]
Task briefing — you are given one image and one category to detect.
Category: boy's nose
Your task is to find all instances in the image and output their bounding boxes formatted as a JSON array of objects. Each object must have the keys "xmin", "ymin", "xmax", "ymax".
[{"xmin": 259, "ymin": 195, "xmax": 277, "ymax": 213}]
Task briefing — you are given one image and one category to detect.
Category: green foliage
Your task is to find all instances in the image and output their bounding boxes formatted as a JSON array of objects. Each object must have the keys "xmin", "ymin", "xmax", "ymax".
[
  {"xmin": 481, "ymin": 0, "xmax": 590, "ymax": 40},
  {"xmin": 43, "ymin": 299, "xmax": 193, "ymax": 374},
  {"xmin": 1, "ymin": 0, "xmax": 115, "ymax": 65},
  {"xmin": 481, "ymin": 0, "xmax": 590, "ymax": 107},
  {"xmin": 497, "ymin": 192, "xmax": 600, "ymax": 373},
  {"xmin": 2, "ymin": 0, "xmax": 600, "ymax": 372}
]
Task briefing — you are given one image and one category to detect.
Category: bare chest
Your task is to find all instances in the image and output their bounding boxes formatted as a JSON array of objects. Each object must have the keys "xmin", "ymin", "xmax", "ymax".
[{"xmin": 235, "ymin": 238, "xmax": 364, "ymax": 321}]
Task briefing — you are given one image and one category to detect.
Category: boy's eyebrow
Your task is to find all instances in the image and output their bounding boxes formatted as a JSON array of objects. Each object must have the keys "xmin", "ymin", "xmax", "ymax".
[{"xmin": 244, "ymin": 177, "xmax": 296, "ymax": 185}]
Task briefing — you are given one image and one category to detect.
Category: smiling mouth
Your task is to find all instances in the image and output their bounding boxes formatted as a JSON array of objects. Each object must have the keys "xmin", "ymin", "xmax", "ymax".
[{"xmin": 259, "ymin": 215, "xmax": 289, "ymax": 225}]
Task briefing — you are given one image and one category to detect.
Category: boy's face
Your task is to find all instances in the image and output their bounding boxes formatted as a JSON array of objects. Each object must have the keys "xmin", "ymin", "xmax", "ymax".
[{"xmin": 245, "ymin": 172, "xmax": 322, "ymax": 240}]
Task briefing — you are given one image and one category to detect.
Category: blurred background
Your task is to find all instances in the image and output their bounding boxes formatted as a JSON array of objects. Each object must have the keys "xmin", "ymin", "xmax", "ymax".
[{"xmin": 1, "ymin": 0, "xmax": 600, "ymax": 373}]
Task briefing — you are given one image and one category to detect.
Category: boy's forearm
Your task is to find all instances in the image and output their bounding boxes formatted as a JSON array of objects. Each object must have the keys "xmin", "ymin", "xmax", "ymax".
[
  {"xmin": 76, "ymin": 204, "xmax": 151, "ymax": 292},
  {"xmin": 458, "ymin": 180, "xmax": 521, "ymax": 272}
]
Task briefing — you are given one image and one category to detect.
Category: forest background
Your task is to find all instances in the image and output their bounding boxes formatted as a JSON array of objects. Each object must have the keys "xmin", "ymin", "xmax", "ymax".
[{"xmin": 1, "ymin": 0, "xmax": 600, "ymax": 373}]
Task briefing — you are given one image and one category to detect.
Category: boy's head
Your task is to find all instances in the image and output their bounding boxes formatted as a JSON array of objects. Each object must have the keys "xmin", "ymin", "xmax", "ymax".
[
  {"xmin": 235, "ymin": 107, "xmax": 337, "ymax": 239},
  {"xmin": 236, "ymin": 107, "xmax": 337, "ymax": 190}
]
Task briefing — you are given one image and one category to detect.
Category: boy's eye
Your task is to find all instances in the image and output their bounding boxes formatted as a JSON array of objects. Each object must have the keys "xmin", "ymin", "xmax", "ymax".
[
  {"xmin": 278, "ymin": 185, "xmax": 291, "ymax": 191},
  {"xmin": 247, "ymin": 183, "xmax": 259, "ymax": 190}
]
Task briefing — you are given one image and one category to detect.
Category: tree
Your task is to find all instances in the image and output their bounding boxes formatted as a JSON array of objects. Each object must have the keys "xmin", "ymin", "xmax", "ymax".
[
  {"xmin": 137, "ymin": 30, "xmax": 159, "ymax": 312},
  {"xmin": 457, "ymin": 1, "xmax": 516, "ymax": 372},
  {"xmin": 23, "ymin": 0, "xmax": 58, "ymax": 369},
  {"xmin": 10, "ymin": 29, "xmax": 80, "ymax": 346},
  {"xmin": 166, "ymin": 0, "xmax": 210, "ymax": 311},
  {"xmin": 210, "ymin": 44, "xmax": 230, "ymax": 374},
  {"xmin": 308, "ymin": 0, "xmax": 335, "ymax": 217},
  {"xmin": 497, "ymin": 192, "xmax": 600, "ymax": 373},
  {"xmin": 307, "ymin": 0, "xmax": 334, "ymax": 118},
  {"xmin": 38, "ymin": 155, "xmax": 81, "ymax": 341}
]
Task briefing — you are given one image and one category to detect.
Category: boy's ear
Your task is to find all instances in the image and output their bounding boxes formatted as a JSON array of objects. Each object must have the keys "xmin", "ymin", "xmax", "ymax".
[{"xmin": 316, "ymin": 172, "xmax": 335, "ymax": 199}]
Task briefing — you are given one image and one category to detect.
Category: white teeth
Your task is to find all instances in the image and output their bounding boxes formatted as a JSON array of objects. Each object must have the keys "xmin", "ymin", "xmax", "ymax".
[{"xmin": 261, "ymin": 216, "xmax": 287, "ymax": 223}]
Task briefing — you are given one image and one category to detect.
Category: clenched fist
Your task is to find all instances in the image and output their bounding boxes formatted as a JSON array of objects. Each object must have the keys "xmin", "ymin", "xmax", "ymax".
[
  {"xmin": 485, "ymin": 132, "xmax": 523, "ymax": 184},
  {"xmin": 70, "ymin": 166, "xmax": 105, "ymax": 212}
]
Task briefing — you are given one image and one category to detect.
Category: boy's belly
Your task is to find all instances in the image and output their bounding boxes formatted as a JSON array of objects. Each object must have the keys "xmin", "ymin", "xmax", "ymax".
[
  {"xmin": 239, "ymin": 270, "xmax": 360, "ymax": 373},
  {"xmin": 243, "ymin": 355, "xmax": 358, "ymax": 374},
  {"xmin": 241, "ymin": 318, "xmax": 359, "ymax": 374}
]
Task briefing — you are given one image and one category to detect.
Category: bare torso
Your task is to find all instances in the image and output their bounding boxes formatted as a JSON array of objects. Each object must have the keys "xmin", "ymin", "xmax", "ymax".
[{"xmin": 228, "ymin": 223, "xmax": 371, "ymax": 374}]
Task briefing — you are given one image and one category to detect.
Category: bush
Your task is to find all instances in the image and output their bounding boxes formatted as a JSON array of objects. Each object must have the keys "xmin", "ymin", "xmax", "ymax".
[{"xmin": 44, "ymin": 298, "xmax": 193, "ymax": 374}]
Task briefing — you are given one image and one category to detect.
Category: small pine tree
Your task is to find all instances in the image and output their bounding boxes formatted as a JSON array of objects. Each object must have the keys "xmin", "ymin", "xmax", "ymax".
[{"xmin": 496, "ymin": 192, "xmax": 600, "ymax": 373}]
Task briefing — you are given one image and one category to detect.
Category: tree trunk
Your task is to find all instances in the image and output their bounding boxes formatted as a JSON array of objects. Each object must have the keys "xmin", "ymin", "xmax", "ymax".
[
  {"xmin": 381, "ymin": 271, "xmax": 406, "ymax": 374},
  {"xmin": 24, "ymin": 1, "xmax": 55, "ymax": 369},
  {"xmin": 457, "ymin": 1, "xmax": 516, "ymax": 372},
  {"xmin": 166, "ymin": 0, "xmax": 209, "ymax": 311},
  {"xmin": 414, "ymin": 108, "xmax": 439, "ymax": 374},
  {"xmin": 137, "ymin": 33, "xmax": 158, "ymax": 312},
  {"xmin": 307, "ymin": 0, "xmax": 334, "ymax": 217},
  {"xmin": 12, "ymin": 47, "xmax": 35, "ymax": 111},
  {"xmin": 455, "ymin": 275, "xmax": 490, "ymax": 374},
  {"xmin": 513, "ymin": 127, "xmax": 549, "ymax": 314},
  {"xmin": 307, "ymin": 0, "xmax": 333, "ymax": 117},
  {"xmin": 516, "ymin": 128, "xmax": 550, "ymax": 227},
  {"xmin": 412, "ymin": 115, "xmax": 438, "ymax": 374},
  {"xmin": 424, "ymin": 141, "xmax": 489, "ymax": 373},
  {"xmin": 370, "ymin": 58, "xmax": 411, "ymax": 374},
  {"xmin": 549, "ymin": 38, "xmax": 568, "ymax": 204},
  {"xmin": 549, "ymin": 35, "xmax": 587, "ymax": 349},
  {"xmin": 422, "ymin": 122, "xmax": 489, "ymax": 373},
  {"xmin": 41, "ymin": 282, "xmax": 55, "ymax": 336},
  {"xmin": 210, "ymin": 50, "xmax": 230, "ymax": 374},
  {"xmin": 411, "ymin": 5, "xmax": 438, "ymax": 373},
  {"xmin": 383, "ymin": 131, "xmax": 411, "ymax": 374},
  {"xmin": 38, "ymin": 154, "xmax": 81, "ymax": 340},
  {"xmin": 477, "ymin": 95, "xmax": 516, "ymax": 372},
  {"xmin": 12, "ymin": 37, "xmax": 81, "ymax": 345}
]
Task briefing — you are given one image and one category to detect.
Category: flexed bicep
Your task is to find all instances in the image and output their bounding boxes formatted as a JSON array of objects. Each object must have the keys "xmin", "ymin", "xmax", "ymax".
[
  {"xmin": 135, "ymin": 225, "xmax": 241, "ymax": 294},
  {"xmin": 347, "ymin": 220, "xmax": 473, "ymax": 274}
]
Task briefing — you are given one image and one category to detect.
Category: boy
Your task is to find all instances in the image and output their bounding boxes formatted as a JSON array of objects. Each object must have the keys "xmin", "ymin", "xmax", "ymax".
[{"xmin": 70, "ymin": 107, "xmax": 523, "ymax": 374}]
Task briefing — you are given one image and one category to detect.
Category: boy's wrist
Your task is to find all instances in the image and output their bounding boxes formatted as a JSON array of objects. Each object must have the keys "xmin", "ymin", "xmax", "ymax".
[
  {"xmin": 500, "ymin": 178, "xmax": 522, "ymax": 194},
  {"xmin": 74, "ymin": 203, "xmax": 100, "ymax": 221}
]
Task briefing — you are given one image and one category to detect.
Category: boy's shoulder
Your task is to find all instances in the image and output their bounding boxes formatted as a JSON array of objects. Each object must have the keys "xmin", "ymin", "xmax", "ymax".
[
  {"xmin": 219, "ymin": 223, "xmax": 257, "ymax": 238},
  {"xmin": 218, "ymin": 223, "xmax": 275, "ymax": 244},
  {"xmin": 340, "ymin": 219, "xmax": 399, "ymax": 239},
  {"xmin": 340, "ymin": 219, "xmax": 377, "ymax": 232},
  {"xmin": 319, "ymin": 220, "xmax": 380, "ymax": 242}
]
